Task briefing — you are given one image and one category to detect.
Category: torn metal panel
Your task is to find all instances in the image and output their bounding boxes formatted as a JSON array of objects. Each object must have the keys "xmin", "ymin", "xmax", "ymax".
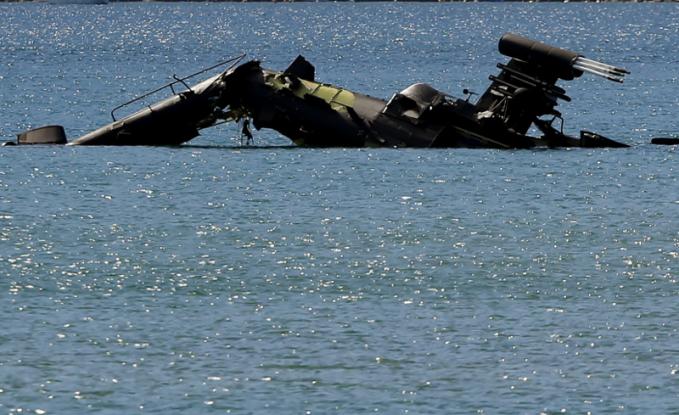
[{"xmin": 67, "ymin": 55, "xmax": 247, "ymax": 146}]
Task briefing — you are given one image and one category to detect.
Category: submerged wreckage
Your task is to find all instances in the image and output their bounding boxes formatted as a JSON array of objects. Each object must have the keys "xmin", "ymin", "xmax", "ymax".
[{"xmin": 12, "ymin": 33, "xmax": 638, "ymax": 148}]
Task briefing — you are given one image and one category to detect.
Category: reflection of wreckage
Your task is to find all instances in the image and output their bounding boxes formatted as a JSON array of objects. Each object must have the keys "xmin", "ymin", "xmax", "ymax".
[{"xmin": 14, "ymin": 33, "xmax": 634, "ymax": 148}]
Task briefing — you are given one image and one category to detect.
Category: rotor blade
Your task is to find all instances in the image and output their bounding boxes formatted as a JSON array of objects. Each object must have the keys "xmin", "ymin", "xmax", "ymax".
[
  {"xmin": 573, "ymin": 63, "xmax": 625, "ymax": 83},
  {"xmin": 574, "ymin": 57, "xmax": 629, "ymax": 75}
]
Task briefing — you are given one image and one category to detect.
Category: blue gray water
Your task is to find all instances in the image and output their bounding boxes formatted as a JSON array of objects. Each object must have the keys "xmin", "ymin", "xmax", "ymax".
[{"xmin": 2, "ymin": 3, "xmax": 679, "ymax": 414}]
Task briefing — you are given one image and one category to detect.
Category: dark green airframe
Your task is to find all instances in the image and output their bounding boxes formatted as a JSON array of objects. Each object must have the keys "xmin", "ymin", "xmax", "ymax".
[{"xmin": 19, "ymin": 34, "xmax": 631, "ymax": 148}]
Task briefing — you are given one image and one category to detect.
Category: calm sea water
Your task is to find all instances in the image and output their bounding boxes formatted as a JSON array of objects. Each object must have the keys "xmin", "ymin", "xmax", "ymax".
[{"xmin": 2, "ymin": 3, "xmax": 679, "ymax": 414}]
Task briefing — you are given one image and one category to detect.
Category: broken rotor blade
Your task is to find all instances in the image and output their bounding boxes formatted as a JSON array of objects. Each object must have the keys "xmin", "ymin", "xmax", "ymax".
[
  {"xmin": 572, "ymin": 56, "xmax": 629, "ymax": 82},
  {"xmin": 575, "ymin": 56, "xmax": 629, "ymax": 75},
  {"xmin": 572, "ymin": 64, "xmax": 625, "ymax": 83},
  {"xmin": 572, "ymin": 63, "xmax": 625, "ymax": 83}
]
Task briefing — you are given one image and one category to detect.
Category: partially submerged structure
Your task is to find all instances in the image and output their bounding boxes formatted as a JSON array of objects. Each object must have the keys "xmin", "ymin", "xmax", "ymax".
[{"xmin": 13, "ymin": 33, "xmax": 634, "ymax": 148}]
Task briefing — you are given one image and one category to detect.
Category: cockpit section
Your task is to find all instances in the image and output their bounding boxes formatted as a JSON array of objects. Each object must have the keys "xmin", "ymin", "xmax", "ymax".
[{"xmin": 382, "ymin": 83, "xmax": 447, "ymax": 121}]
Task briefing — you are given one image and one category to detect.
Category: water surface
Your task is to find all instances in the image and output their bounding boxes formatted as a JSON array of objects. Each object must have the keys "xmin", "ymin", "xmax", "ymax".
[{"xmin": 1, "ymin": 3, "xmax": 679, "ymax": 413}]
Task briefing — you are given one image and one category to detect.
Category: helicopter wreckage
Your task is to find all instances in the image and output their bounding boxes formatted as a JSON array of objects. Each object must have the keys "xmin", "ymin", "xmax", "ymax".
[{"xmin": 12, "ymin": 33, "xmax": 639, "ymax": 149}]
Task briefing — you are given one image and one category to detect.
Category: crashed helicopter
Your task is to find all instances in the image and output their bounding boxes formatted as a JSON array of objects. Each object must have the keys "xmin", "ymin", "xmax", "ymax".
[{"xmin": 13, "ymin": 33, "xmax": 632, "ymax": 148}]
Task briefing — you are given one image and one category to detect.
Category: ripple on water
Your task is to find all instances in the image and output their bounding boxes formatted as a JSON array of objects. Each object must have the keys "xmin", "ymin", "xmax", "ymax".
[{"xmin": 3, "ymin": 3, "xmax": 679, "ymax": 414}]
